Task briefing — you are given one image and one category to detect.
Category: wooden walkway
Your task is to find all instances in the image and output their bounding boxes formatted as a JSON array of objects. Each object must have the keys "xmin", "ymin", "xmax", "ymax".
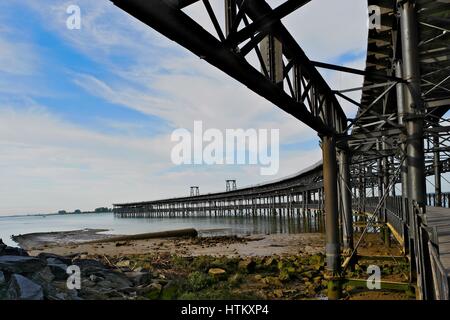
[{"xmin": 426, "ymin": 206, "xmax": 450, "ymax": 279}]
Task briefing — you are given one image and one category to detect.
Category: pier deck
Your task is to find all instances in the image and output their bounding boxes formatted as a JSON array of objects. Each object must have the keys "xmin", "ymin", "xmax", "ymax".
[{"xmin": 427, "ymin": 206, "xmax": 450, "ymax": 279}]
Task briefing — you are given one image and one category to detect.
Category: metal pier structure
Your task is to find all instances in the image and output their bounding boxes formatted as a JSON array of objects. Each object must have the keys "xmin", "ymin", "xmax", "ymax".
[{"xmin": 110, "ymin": 0, "xmax": 450, "ymax": 299}]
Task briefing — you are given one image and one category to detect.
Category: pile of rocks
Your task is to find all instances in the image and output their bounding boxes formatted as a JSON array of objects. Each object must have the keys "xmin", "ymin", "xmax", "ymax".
[{"xmin": 0, "ymin": 239, "xmax": 168, "ymax": 300}]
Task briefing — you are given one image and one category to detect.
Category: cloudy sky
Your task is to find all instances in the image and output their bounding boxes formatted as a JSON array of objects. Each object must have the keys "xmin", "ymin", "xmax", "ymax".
[{"xmin": 0, "ymin": 0, "xmax": 371, "ymax": 215}]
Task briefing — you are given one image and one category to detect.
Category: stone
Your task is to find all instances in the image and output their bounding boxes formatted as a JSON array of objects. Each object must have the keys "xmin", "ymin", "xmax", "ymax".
[
  {"xmin": 238, "ymin": 259, "xmax": 256, "ymax": 274},
  {"xmin": 7, "ymin": 274, "xmax": 44, "ymax": 300},
  {"xmin": 0, "ymin": 271, "xmax": 5, "ymax": 286},
  {"xmin": 124, "ymin": 271, "xmax": 153, "ymax": 286},
  {"xmin": 0, "ymin": 256, "xmax": 46, "ymax": 273},
  {"xmin": 31, "ymin": 266, "xmax": 55, "ymax": 284},
  {"xmin": 138, "ymin": 282, "xmax": 162, "ymax": 299},
  {"xmin": 0, "ymin": 241, "xmax": 29, "ymax": 257},
  {"xmin": 98, "ymin": 271, "xmax": 132, "ymax": 289},
  {"xmin": 48, "ymin": 263, "xmax": 68, "ymax": 281},
  {"xmin": 115, "ymin": 260, "xmax": 130, "ymax": 268},
  {"xmin": 89, "ymin": 274, "xmax": 104, "ymax": 283},
  {"xmin": 97, "ymin": 280, "xmax": 114, "ymax": 289},
  {"xmin": 38, "ymin": 253, "xmax": 72, "ymax": 265},
  {"xmin": 208, "ymin": 268, "xmax": 226, "ymax": 278},
  {"xmin": 0, "ymin": 239, "xmax": 6, "ymax": 252},
  {"xmin": 160, "ymin": 281, "xmax": 179, "ymax": 300}
]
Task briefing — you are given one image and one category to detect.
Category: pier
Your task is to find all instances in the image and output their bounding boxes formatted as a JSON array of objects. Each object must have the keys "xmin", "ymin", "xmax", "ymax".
[{"xmin": 110, "ymin": 0, "xmax": 450, "ymax": 300}]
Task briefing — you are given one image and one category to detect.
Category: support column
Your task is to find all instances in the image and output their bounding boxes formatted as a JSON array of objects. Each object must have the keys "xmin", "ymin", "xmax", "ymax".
[
  {"xmin": 434, "ymin": 133, "xmax": 442, "ymax": 207},
  {"xmin": 399, "ymin": 0, "xmax": 427, "ymax": 299},
  {"xmin": 339, "ymin": 150, "xmax": 353, "ymax": 251},
  {"xmin": 322, "ymin": 135, "xmax": 341, "ymax": 299},
  {"xmin": 400, "ymin": 0, "xmax": 426, "ymax": 207}
]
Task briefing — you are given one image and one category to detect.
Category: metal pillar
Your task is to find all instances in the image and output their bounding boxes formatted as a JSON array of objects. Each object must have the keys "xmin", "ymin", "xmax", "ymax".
[
  {"xmin": 399, "ymin": 0, "xmax": 426, "ymax": 207},
  {"xmin": 434, "ymin": 133, "xmax": 442, "ymax": 207},
  {"xmin": 339, "ymin": 150, "xmax": 353, "ymax": 250},
  {"xmin": 399, "ymin": 0, "xmax": 427, "ymax": 299},
  {"xmin": 322, "ymin": 135, "xmax": 341, "ymax": 299}
]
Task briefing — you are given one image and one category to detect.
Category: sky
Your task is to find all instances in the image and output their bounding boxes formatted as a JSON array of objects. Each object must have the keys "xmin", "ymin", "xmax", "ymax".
[{"xmin": 0, "ymin": 0, "xmax": 372, "ymax": 215}]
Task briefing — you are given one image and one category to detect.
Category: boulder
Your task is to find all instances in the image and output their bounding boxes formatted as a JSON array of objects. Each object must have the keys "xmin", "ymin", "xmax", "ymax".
[
  {"xmin": 96, "ymin": 271, "xmax": 132, "ymax": 289},
  {"xmin": 0, "ymin": 240, "xmax": 28, "ymax": 257},
  {"xmin": 160, "ymin": 280, "xmax": 179, "ymax": 300},
  {"xmin": 31, "ymin": 266, "xmax": 55, "ymax": 285},
  {"xmin": 0, "ymin": 239, "xmax": 5, "ymax": 252},
  {"xmin": 208, "ymin": 268, "xmax": 226, "ymax": 278},
  {"xmin": 124, "ymin": 271, "xmax": 153, "ymax": 286},
  {"xmin": 0, "ymin": 256, "xmax": 46, "ymax": 274},
  {"xmin": 38, "ymin": 252, "xmax": 72, "ymax": 265},
  {"xmin": 138, "ymin": 282, "xmax": 162, "ymax": 299},
  {"xmin": 7, "ymin": 274, "xmax": 44, "ymax": 300},
  {"xmin": 48, "ymin": 263, "xmax": 68, "ymax": 281}
]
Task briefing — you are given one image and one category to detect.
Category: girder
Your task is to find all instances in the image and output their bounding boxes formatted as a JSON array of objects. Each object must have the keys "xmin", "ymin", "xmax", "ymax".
[{"xmin": 110, "ymin": 0, "xmax": 346, "ymax": 135}]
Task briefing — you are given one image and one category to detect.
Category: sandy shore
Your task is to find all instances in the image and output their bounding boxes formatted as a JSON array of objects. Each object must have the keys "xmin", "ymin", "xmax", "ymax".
[{"xmin": 12, "ymin": 229, "xmax": 325, "ymax": 258}]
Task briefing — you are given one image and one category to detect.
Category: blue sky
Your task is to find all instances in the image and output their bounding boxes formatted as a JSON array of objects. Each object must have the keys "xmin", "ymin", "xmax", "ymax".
[{"xmin": 0, "ymin": 0, "xmax": 373, "ymax": 215}]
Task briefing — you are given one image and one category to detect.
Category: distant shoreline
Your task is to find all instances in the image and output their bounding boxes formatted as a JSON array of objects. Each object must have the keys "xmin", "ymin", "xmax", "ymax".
[{"xmin": 0, "ymin": 211, "xmax": 113, "ymax": 219}]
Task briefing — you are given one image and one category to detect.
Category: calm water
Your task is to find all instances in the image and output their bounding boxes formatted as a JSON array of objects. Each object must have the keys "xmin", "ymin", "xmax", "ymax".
[{"xmin": 0, "ymin": 213, "xmax": 324, "ymax": 247}]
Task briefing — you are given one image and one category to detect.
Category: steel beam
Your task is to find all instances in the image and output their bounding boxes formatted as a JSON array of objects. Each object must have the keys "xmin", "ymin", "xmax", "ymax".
[{"xmin": 111, "ymin": 0, "xmax": 334, "ymax": 134}]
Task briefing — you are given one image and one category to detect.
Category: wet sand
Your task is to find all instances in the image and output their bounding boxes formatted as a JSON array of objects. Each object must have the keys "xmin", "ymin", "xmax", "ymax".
[{"xmin": 12, "ymin": 229, "xmax": 325, "ymax": 258}]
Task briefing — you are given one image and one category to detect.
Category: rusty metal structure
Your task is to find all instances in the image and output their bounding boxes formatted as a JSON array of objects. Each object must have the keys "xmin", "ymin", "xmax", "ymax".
[{"xmin": 110, "ymin": 0, "xmax": 450, "ymax": 299}]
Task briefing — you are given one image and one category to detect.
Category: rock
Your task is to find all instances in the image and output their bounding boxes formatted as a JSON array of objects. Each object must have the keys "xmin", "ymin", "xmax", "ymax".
[
  {"xmin": 115, "ymin": 260, "xmax": 130, "ymax": 268},
  {"xmin": 7, "ymin": 274, "xmax": 44, "ymax": 300},
  {"xmin": 273, "ymin": 289, "xmax": 284, "ymax": 298},
  {"xmin": 89, "ymin": 274, "xmax": 103, "ymax": 282},
  {"xmin": 124, "ymin": 271, "xmax": 152, "ymax": 286},
  {"xmin": 73, "ymin": 259, "xmax": 107, "ymax": 276},
  {"xmin": 48, "ymin": 263, "xmax": 68, "ymax": 281},
  {"xmin": 160, "ymin": 281, "xmax": 179, "ymax": 300},
  {"xmin": 97, "ymin": 280, "xmax": 114, "ymax": 289},
  {"xmin": 138, "ymin": 282, "xmax": 162, "ymax": 299},
  {"xmin": 0, "ymin": 256, "xmax": 46, "ymax": 273},
  {"xmin": 97, "ymin": 271, "xmax": 132, "ymax": 289},
  {"xmin": 238, "ymin": 259, "xmax": 256, "ymax": 274},
  {"xmin": 0, "ymin": 271, "xmax": 5, "ymax": 286},
  {"xmin": 81, "ymin": 279, "xmax": 96, "ymax": 288},
  {"xmin": 263, "ymin": 257, "xmax": 278, "ymax": 267},
  {"xmin": 208, "ymin": 268, "xmax": 226, "ymax": 278},
  {"xmin": 31, "ymin": 266, "xmax": 55, "ymax": 284},
  {"xmin": 37, "ymin": 253, "xmax": 71, "ymax": 265},
  {"xmin": 0, "ymin": 240, "xmax": 28, "ymax": 257}
]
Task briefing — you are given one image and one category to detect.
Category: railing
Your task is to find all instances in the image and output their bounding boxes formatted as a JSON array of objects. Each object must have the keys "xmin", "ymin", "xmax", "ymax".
[
  {"xmin": 428, "ymin": 234, "xmax": 450, "ymax": 300},
  {"xmin": 353, "ymin": 195, "xmax": 449, "ymax": 300},
  {"xmin": 427, "ymin": 192, "xmax": 450, "ymax": 208}
]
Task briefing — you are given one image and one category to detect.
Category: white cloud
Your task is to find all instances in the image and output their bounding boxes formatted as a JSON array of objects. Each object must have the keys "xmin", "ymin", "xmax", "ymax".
[{"xmin": 0, "ymin": 0, "xmax": 370, "ymax": 215}]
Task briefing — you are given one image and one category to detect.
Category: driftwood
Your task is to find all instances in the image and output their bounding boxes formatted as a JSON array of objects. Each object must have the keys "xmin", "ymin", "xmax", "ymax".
[{"xmin": 84, "ymin": 228, "xmax": 198, "ymax": 244}]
